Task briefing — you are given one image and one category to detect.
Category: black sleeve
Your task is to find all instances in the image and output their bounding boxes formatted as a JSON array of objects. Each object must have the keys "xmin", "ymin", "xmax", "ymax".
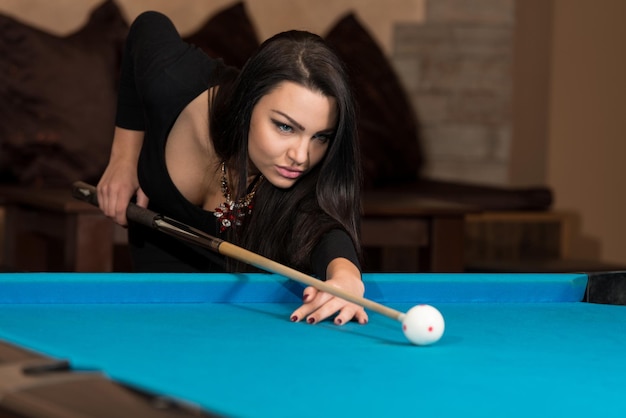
[
  {"xmin": 310, "ymin": 229, "xmax": 361, "ymax": 280},
  {"xmin": 115, "ymin": 11, "xmax": 187, "ymax": 130}
]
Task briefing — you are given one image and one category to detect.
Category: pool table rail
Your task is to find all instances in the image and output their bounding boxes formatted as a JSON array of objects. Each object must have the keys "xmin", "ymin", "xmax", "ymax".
[
  {"xmin": 0, "ymin": 272, "xmax": 590, "ymax": 305},
  {"xmin": 0, "ymin": 341, "xmax": 221, "ymax": 418}
]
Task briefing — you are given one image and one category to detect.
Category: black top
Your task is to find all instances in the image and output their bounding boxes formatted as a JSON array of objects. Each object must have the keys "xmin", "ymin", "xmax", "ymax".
[{"xmin": 115, "ymin": 11, "xmax": 359, "ymax": 278}]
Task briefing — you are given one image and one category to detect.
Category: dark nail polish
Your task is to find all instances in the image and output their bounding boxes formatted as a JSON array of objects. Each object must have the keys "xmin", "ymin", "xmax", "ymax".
[
  {"xmin": 302, "ymin": 294, "xmax": 310, "ymax": 302},
  {"xmin": 336, "ymin": 318, "xmax": 343, "ymax": 325},
  {"xmin": 307, "ymin": 317, "xmax": 315, "ymax": 324},
  {"xmin": 291, "ymin": 315, "xmax": 298, "ymax": 322}
]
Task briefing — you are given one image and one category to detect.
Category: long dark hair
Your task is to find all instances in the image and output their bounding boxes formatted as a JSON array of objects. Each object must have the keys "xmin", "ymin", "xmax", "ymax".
[{"xmin": 210, "ymin": 30, "xmax": 361, "ymax": 274}]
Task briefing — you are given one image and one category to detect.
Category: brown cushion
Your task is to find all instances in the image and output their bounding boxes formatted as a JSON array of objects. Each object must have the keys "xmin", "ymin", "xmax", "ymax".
[
  {"xmin": 183, "ymin": 2, "xmax": 259, "ymax": 69},
  {"xmin": 325, "ymin": 14, "xmax": 423, "ymax": 188},
  {"xmin": 0, "ymin": 0, "xmax": 128, "ymax": 187}
]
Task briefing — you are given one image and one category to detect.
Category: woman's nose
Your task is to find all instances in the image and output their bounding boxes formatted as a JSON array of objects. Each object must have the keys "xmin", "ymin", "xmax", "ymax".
[{"xmin": 287, "ymin": 138, "xmax": 309, "ymax": 165}]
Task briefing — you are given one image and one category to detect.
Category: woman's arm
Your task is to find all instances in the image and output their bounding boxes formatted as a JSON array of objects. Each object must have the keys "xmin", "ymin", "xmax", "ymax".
[{"xmin": 97, "ymin": 126, "xmax": 146, "ymax": 226}]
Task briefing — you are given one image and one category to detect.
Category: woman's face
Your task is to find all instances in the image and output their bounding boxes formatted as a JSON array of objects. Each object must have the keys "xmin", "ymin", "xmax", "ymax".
[{"xmin": 248, "ymin": 81, "xmax": 337, "ymax": 189}]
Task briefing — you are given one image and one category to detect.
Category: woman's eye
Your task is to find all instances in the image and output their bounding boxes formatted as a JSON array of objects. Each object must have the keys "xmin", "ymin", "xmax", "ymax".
[
  {"xmin": 314, "ymin": 133, "xmax": 331, "ymax": 143},
  {"xmin": 273, "ymin": 121, "xmax": 293, "ymax": 133}
]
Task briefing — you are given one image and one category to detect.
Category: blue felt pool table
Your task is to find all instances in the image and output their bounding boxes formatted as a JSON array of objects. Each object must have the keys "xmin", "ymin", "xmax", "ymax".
[{"xmin": 0, "ymin": 272, "xmax": 625, "ymax": 418}]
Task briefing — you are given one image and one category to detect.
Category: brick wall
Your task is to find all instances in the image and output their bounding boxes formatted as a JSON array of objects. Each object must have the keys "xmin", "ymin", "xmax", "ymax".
[{"xmin": 391, "ymin": 0, "xmax": 515, "ymax": 186}]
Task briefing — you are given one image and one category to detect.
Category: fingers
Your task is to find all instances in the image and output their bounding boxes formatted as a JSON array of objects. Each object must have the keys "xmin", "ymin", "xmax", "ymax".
[
  {"xmin": 290, "ymin": 286, "xmax": 325, "ymax": 323},
  {"xmin": 335, "ymin": 305, "xmax": 368, "ymax": 326},
  {"xmin": 290, "ymin": 286, "xmax": 367, "ymax": 326},
  {"xmin": 97, "ymin": 182, "xmax": 137, "ymax": 227},
  {"xmin": 135, "ymin": 188, "xmax": 149, "ymax": 208}
]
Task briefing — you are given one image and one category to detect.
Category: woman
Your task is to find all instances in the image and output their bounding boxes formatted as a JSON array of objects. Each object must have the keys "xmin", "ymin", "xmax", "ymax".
[{"xmin": 97, "ymin": 11, "xmax": 367, "ymax": 326}]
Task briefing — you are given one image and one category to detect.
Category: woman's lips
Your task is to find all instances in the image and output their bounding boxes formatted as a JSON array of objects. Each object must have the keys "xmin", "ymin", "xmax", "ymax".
[{"xmin": 276, "ymin": 166, "xmax": 303, "ymax": 179}]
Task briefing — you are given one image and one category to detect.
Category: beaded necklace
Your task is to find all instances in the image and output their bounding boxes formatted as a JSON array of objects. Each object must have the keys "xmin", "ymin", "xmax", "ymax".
[{"xmin": 214, "ymin": 162, "xmax": 263, "ymax": 232}]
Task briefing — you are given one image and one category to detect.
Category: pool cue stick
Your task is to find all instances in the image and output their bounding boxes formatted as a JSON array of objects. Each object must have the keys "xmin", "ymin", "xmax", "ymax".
[{"xmin": 72, "ymin": 181, "xmax": 406, "ymax": 322}]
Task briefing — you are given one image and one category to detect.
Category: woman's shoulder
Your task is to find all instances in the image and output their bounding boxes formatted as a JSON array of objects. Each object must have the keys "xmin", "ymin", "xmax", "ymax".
[
  {"xmin": 126, "ymin": 11, "xmax": 181, "ymax": 49},
  {"xmin": 130, "ymin": 11, "xmax": 176, "ymax": 33},
  {"xmin": 124, "ymin": 11, "xmax": 224, "ymax": 84}
]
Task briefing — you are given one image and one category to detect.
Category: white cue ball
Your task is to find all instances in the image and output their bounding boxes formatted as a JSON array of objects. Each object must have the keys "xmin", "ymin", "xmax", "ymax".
[{"xmin": 401, "ymin": 304, "xmax": 445, "ymax": 346}]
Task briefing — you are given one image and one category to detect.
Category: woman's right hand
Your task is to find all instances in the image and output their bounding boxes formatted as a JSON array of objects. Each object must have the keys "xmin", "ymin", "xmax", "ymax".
[{"xmin": 97, "ymin": 127, "xmax": 146, "ymax": 226}]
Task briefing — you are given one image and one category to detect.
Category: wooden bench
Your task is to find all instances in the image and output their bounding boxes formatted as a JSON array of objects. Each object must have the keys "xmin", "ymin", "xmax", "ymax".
[
  {"xmin": 0, "ymin": 186, "xmax": 474, "ymax": 273},
  {"xmin": 464, "ymin": 210, "xmax": 626, "ymax": 273},
  {"xmin": 361, "ymin": 191, "xmax": 474, "ymax": 272}
]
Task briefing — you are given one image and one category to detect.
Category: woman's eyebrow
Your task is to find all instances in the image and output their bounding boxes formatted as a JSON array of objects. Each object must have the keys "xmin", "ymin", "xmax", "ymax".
[{"xmin": 271, "ymin": 110, "xmax": 305, "ymax": 131}]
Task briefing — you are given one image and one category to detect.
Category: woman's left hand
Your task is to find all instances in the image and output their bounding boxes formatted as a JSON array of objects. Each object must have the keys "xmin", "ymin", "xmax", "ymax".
[{"xmin": 290, "ymin": 258, "xmax": 369, "ymax": 326}]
